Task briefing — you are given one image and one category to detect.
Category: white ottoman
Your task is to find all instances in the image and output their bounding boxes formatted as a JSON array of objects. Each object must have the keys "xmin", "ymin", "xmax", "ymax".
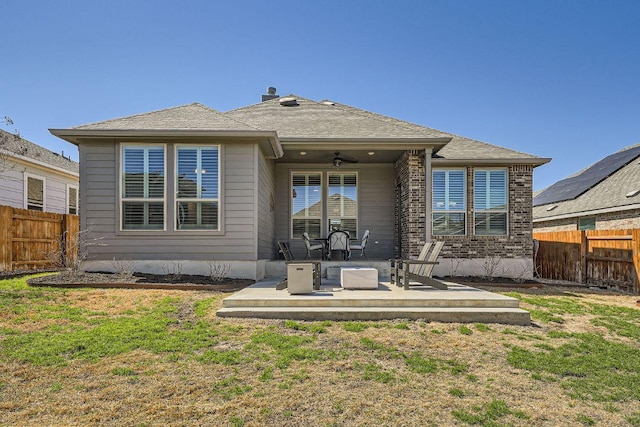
[{"xmin": 341, "ymin": 267, "xmax": 378, "ymax": 289}]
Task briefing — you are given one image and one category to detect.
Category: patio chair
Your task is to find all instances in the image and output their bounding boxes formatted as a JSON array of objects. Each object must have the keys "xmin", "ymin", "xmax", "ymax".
[
  {"xmin": 278, "ymin": 241, "xmax": 321, "ymax": 290},
  {"xmin": 302, "ymin": 232, "xmax": 325, "ymax": 260},
  {"xmin": 327, "ymin": 230, "xmax": 350, "ymax": 261},
  {"xmin": 389, "ymin": 241, "xmax": 447, "ymax": 290},
  {"xmin": 349, "ymin": 230, "xmax": 370, "ymax": 260}
]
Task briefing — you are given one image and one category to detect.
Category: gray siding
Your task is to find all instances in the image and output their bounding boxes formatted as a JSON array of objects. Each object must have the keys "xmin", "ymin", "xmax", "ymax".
[
  {"xmin": 274, "ymin": 163, "xmax": 395, "ymax": 260},
  {"xmin": 80, "ymin": 140, "xmax": 258, "ymax": 262},
  {"xmin": 0, "ymin": 157, "xmax": 78, "ymax": 214},
  {"xmin": 257, "ymin": 148, "xmax": 276, "ymax": 259}
]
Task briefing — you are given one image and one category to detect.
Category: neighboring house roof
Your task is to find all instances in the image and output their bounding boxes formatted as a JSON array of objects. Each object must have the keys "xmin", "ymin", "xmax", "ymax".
[
  {"xmin": 533, "ymin": 144, "xmax": 640, "ymax": 222},
  {"xmin": 74, "ymin": 103, "xmax": 259, "ymax": 131},
  {"xmin": 0, "ymin": 128, "xmax": 78, "ymax": 174}
]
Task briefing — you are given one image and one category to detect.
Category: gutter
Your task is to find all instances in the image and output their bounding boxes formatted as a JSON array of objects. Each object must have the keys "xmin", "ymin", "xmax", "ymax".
[
  {"xmin": 432, "ymin": 157, "xmax": 551, "ymax": 167},
  {"xmin": 280, "ymin": 137, "xmax": 452, "ymax": 153},
  {"xmin": 533, "ymin": 203, "xmax": 640, "ymax": 222},
  {"xmin": 49, "ymin": 128, "xmax": 284, "ymax": 160}
]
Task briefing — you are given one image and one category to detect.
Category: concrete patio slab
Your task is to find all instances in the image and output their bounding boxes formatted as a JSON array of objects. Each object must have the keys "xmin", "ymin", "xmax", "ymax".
[{"xmin": 217, "ymin": 278, "xmax": 531, "ymax": 325}]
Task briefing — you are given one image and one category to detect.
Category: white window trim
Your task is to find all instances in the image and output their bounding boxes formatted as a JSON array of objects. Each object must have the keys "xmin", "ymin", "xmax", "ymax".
[
  {"xmin": 327, "ymin": 171, "xmax": 359, "ymax": 237},
  {"xmin": 23, "ymin": 172, "xmax": 46, "ymax": 211},
  {"xmin": 66, "ymin": 184, "xmax": 79, "ymax": 215},
  {"xmin": 174, "ymin": 144, "xmax": 222, "ymax": 232},
  {"xmin": 432, "ymin": 168, "xmax": 467, "ymax": 236},
  {"xmin": 290, "ymin": 171, "xmax": 323, "ymax": 239},
  {"xmin": 118, "ymin": 143, "xmax": 167, "ymax": 232},
  {"xmin": 473, "ymin": 167, "xmax": 509, "ymax": 236}
]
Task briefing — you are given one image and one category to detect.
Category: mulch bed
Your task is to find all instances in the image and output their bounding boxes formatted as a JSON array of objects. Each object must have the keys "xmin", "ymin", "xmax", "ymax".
[
  {"xmin": 26, "ymin": 271, "xmax": 254, "ymax": 292},
  {"xmin": 440, "ymin": 276, "xmax": 545, "ymax": 289}
]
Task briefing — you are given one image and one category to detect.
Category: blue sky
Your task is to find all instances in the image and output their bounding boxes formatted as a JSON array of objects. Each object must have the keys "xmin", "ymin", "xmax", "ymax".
[{"xmin": 2, "ymin": 0, "xmax": 639, "ymax": 190}]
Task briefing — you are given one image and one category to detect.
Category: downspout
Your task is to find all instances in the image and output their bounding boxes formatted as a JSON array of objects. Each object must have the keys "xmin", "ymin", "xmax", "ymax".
[{"xmin": 424, "ymin": 148, "xmax": 432, "ymax": 243}]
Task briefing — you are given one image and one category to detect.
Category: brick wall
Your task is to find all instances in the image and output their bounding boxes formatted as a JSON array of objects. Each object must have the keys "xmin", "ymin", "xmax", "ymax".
[
  {"xmin": 437, "ymin": 165, "xmax": 534, "ymax": 259},
  {"xmin": 394, "ymin": 156, "xmax": 534, "ymax": 260}
]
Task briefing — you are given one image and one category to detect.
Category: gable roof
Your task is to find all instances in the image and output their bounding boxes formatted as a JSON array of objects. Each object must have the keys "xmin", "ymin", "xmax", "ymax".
[
  {"xmin": 75, "ymin": 103, "xmax": 258, "ymax": 131},
  {"xmin": 50, "ymin": 94, "xmax": 549, "ymax": 165},
  {"xmin": 0, "ymin": 129, "xmax": 78, "ymax": 174},
  {"xmin": 533, "ymin": 144, "xmax": 640, "ymax": 222}
]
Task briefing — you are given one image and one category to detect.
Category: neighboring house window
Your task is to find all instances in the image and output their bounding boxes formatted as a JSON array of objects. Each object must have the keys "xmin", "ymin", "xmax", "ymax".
[
  {"xmin": 474, "ymin": 169, "xmax": 508, "ymax": 235},
  {"xmin": 292, "ymin": 173, "xmax": 322, "ymax": 238},
  {"xmin": 67, "ymin": 185, "xmax": 78, "ymax": 215},
  {"xmin": 327, "ymin": 172, "xmax": 358, "ymax": 236},
  {"xmin": 432, "ymin": 169, "xmax": 466, "ymax": 235},
  {"xmin": 176, "ymin": 146, "xmax": 220, "ymax": 230},
  {"xmin": 578, "ymin": 217, "xmax": 596, "ymax": 230},
  {"xmin": 121, "ymin": 145, "xmax": 165, "ymax": 230},
  {"xmin": 24, "ymin": 173, "xmax": 45, "ymax": 211}
]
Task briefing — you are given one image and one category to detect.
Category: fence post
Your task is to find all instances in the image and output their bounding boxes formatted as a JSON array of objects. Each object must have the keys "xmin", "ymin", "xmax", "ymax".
[
  {"xmin": 580, "ymin": 231, "xmax": 588, "ymax": 284},
  {"xmin": 63, "ymin": 214, "xmax": 79, "ymax": 268},
  {"xmin": 0, "ymin": 206, "xmax": 12, "ymax": 271},
  {"xmin": 631, "ymin": 229, "xmax": 640, "ymax": 294}
]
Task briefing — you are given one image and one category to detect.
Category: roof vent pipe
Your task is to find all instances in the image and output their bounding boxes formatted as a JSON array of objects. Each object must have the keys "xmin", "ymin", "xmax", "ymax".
[{"xmin": 262, "ymin": 87, "xmax": 279, "ymax": 102}]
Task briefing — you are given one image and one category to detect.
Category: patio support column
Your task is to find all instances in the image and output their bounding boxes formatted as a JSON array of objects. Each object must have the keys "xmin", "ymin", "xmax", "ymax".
[
  {"xmin": 394, "ymin": 150, "xmax": 427, "ymax": 259},
  {"xmin": 424, "ymin": 148, "xmax": 432, "ymax": 242}
]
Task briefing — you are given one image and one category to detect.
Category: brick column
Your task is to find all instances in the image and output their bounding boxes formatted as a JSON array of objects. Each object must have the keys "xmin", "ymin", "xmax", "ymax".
[{"xmin": 394, "ymin": 150, "xmax": 427, "ymax": 258}]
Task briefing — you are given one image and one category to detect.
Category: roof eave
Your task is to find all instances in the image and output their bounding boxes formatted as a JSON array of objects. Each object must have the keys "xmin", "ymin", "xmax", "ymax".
[
  {"xmin": 0, "ymin": 147, "xmax": 79, "ymax": 178},
  {"xmin": 432, "ymin": 157, "xmax": 551, "ymax": 166},
  {"xmin": 49, "ymin": 128, "xmax": 284, "ymax": 159},
  {"xmin": 533, "ymin": 203, "xmax": 640, "ymax": 222},
  {"xmin": 280, "ymin": 137, "xmax": 451, "ymax": 152}
]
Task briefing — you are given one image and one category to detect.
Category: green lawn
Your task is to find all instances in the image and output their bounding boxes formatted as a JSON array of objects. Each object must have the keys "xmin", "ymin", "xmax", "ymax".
[{"xmin": 1, "ymin": 275, "xmax": 639, "ymax": 426}]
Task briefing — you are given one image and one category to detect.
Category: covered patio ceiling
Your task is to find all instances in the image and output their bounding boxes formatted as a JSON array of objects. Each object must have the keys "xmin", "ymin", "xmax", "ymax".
[{"xmin": 276, "ymin": 148, "xmax": 410, "ymax": 164}]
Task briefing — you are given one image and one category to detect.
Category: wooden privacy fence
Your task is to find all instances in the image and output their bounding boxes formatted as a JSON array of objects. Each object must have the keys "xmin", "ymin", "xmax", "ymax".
[
  {"xmin": 0, "ymin": 205, "xmax": 79, "ymax": 272},
  {"xmin": 534, "ymin": 229, "xmax": 640, "ymax": 294}
]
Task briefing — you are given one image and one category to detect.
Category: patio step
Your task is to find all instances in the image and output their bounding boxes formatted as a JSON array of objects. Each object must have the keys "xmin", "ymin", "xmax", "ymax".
[
  {"xmin": 222, "ymin": 293, "xmax": 520, "ymax": 309},
  {"xmin": 216, "ymin": 306, "xmax": 531, "ymax": 325},
  {"xmin": 217, "ymin": 278, "xmax": 531, "ymax": 325}
]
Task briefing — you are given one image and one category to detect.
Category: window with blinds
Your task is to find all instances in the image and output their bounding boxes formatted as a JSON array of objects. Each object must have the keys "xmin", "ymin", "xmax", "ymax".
[
  {"xmin": 432, "ymin": 169, "xmax": 466, "ymax": 235},
  {"xmin": 474, "ymin": 169, "xmax": 508, "ymax": 235},
  {"xmin": 121, "ymin": 145, "xmax": 165, "ymax": 230},
  {"xmin": 26, "ymin": 175, "xmax": 44, "ymax": 211},
  {"xmin": 291, "ymin": 173, "xmax": 322, "ymax": 238},
  {"xmin": 176, "ymin": 146, "xmax": 219, "ymax": 230},
  {"xmin": 327, "ymin": 173, "xmax": 357, "ymax": 236},
  {"xmin": 68, "ymin": 185, "xmax": 78, "ymax": 215}
]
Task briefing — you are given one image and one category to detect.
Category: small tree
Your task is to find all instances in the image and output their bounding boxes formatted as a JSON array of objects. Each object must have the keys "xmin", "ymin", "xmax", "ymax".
[
  {"xmin": 208, "ymin": 259, "xmax": 231, "ymax": 283},
  {"xmin": 63, "ymin": 228, "xmax": 106, "ymax": 275},
  {"xmin": 474, "ymin": 256, "xmax": 504, "ymax": 282}
]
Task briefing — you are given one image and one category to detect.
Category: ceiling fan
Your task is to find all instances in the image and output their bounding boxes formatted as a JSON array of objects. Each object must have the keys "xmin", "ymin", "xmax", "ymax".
[{"xmin": 328, "ymin": 151, "xmax": 358, "ymax": 168}]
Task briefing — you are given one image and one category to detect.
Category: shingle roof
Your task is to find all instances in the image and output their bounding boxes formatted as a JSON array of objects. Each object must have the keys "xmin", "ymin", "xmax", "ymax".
[
  {"xmin": 533, "ymin": 144, "xmax": 640, "ymax": 220},
  {"xmin": 0, "ymin": 129, "xmax": 78, "ymax": 174},
  {"xmin": 435, "ymin": 134, "xmax": 541, "ymax": 160},
  {"xmin": 225, "ymin": 95, "xmax": 449, "ymax": 140},
  {"xmin": 62, "ymin": 95, "xmax": 547, "ymax": 163},
  {"xmin": 227, "ymin": 96, "xmax": 542, "ymax": 160},
  {"xmin": 75, "ymin": 103, "xmax": 259, "ymax": 131}
]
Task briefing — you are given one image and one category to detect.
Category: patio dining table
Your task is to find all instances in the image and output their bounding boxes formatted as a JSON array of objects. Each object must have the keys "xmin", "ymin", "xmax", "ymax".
[{"xmin": 315, "ymin": 231, "xmax": 355, "ymax": 261}]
